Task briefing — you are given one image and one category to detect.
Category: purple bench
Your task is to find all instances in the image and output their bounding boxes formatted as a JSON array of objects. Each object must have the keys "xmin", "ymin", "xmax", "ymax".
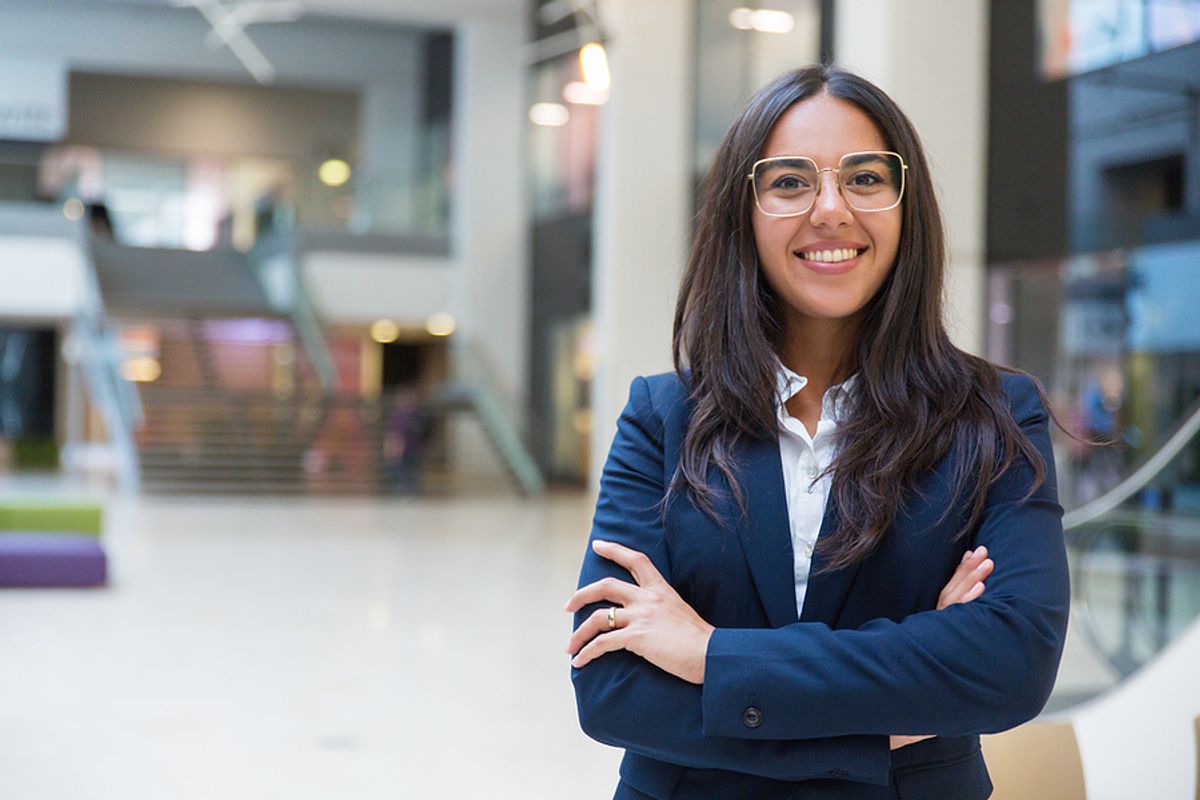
[{"xmin": 0, "ymin": 532, "xmax": 108, "ymax": 587}]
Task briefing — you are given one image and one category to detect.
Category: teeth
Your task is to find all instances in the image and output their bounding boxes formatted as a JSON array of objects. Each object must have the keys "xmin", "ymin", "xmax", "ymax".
[{"xmin": 800, "ymin": 247, "xmax": 859, "ymax": 263}]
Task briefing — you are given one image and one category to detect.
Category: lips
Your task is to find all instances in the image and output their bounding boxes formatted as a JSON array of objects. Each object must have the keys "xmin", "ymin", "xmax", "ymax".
[{"xmin": 793, "ymin": 244, "xmax": 868, "ymax": 274}]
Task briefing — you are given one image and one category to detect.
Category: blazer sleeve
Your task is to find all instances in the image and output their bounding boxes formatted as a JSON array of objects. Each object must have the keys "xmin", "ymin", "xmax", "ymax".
[
  {"xmin": 570, "ymin": 376, "xmax": 892, "ymax": 785},
  {"xmin": 701, "ymin": 373, "xmax": 1071, "ymax": 740}
]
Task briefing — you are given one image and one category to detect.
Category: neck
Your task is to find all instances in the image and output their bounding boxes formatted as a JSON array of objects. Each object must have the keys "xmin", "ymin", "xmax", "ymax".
[{"xmin": 778, "ymin": 314, "xmax": 860, "ymax": 391}]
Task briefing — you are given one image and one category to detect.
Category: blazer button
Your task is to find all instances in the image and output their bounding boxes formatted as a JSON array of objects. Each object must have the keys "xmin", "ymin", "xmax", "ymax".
[{"xmin": 742, "ymin": 706, "xmax": 763, "ymax": 728}]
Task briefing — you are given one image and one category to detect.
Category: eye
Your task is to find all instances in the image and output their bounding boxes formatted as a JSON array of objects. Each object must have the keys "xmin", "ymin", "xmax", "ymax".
[
  {"xmin": 845, "ymin": 170, "xmax": 885, "ymax": 187},
  {"xmin": 770, "ymin": 174, "xmax": 810, "ymax": 191}
]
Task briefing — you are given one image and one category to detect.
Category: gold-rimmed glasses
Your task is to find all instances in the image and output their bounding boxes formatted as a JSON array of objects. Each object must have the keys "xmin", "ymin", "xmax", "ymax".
[{"xmin": 748, "ymin": 150, "xmax": 908, "ymax": 217}]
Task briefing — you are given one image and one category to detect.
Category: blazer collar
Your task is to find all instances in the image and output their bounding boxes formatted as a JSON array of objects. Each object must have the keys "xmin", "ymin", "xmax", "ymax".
[{"xmin": 735, "ymin": 433, "xmax": 862, "ymax": 629}]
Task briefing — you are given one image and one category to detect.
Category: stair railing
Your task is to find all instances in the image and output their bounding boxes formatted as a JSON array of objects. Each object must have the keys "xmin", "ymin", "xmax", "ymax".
[
  {"xmin": 247, "ymin": 231, "xmax": 338, "ymax": 393},
  {"xmin": 75, "ymin": 217, "xmax": 143, "ymax": 491},
  {"xmin": 1062, "ymin": 391, "xmax": 1200, "ymax": 679},
  {"xmin": 444, "ymin": 341, "xmax": 544, "ymax": 495}
]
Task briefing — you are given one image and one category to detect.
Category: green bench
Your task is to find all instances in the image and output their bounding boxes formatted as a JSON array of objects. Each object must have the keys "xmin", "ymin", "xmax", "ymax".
[{"xmin": 0, "ymin": 503, "xmax": 103, "ymax": 537}]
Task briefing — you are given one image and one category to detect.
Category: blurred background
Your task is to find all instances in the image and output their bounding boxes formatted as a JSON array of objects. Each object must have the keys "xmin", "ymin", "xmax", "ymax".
[{"xmin": 0, "ymin": 0, "xmax": 1198, "ymax": 797}]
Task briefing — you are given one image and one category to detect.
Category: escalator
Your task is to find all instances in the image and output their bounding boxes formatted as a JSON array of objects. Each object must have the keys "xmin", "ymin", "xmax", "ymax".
[{"xmin": 1059, "ymin": 392, "xmax": 1200, "ymax": 687}]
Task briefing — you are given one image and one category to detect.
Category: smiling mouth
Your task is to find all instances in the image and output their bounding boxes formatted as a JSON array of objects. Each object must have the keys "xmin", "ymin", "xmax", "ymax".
[{"xmin": 795, "ymin": 247, "xmax": 868, "ymax": 263}]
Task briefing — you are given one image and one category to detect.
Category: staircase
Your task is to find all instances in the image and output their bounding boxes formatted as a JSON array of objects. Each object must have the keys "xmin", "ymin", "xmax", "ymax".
[{"xmin": 90, "ymin": 237, "xmax": 542, "ymax": 495}]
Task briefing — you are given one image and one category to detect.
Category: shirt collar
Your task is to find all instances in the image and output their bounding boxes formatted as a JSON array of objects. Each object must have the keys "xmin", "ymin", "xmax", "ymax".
[{"xmin": 774, "ymin": 360, "xmax": 859, "ymax": 421}]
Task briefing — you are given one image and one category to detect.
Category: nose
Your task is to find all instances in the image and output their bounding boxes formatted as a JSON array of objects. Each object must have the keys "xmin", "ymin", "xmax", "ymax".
[{"xmin": 808, "ymin": 170, "xmax": 853, "ymax": 228}]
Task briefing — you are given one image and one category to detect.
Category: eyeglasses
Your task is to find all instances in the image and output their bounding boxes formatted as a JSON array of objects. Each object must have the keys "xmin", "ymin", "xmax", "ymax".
[{"xmin": 748, "ymin": 150, "xmax": 908, "ymax": 217}]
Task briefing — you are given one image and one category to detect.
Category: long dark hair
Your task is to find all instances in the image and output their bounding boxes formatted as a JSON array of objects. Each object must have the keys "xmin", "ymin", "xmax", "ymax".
[{"xmin": 670, "ymin": 64, "xmax": 1067, "ymax": 571}]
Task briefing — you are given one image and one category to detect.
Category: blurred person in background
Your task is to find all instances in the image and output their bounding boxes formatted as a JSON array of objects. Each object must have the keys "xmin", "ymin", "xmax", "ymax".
[{"xmin": 565, "ymin": 65, "xmax": 1074, "ymax": 799}]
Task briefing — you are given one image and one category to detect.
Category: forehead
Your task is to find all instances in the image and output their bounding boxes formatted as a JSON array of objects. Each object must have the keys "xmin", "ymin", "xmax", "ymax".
[{"xmin": 759, "ymin": 93, "xmax": 888, "ymax": 162}]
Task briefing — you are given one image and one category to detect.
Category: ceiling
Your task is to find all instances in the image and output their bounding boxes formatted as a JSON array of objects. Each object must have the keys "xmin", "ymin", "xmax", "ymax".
[
  {"xmin": 302, "ymin": 0, "xmax": 524, "ymax": 26},
  {"xmin": 8, "ymin": 0, "xmax": 526, "ymax": 27}
]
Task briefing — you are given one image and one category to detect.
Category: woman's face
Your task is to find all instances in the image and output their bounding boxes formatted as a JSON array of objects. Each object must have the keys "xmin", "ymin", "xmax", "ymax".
[{"xmin": 751, "ymin": 93, "xmax": 901, "ymax": 333}]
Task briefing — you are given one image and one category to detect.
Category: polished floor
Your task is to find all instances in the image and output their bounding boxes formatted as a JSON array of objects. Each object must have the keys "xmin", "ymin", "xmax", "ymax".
[
  {"xmin": 0, "ymin": 490, "xmax": 621, "ymax": 800},
  {"xmin": 0, "ymin": 485, "xmax": 1175, "ymax": 799}
]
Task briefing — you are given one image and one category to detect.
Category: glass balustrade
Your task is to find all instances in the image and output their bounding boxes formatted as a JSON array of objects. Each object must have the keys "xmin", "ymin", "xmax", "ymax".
[{"xmin": 990, "ymin": 240, "xmax": 1200, "ymax": 705}]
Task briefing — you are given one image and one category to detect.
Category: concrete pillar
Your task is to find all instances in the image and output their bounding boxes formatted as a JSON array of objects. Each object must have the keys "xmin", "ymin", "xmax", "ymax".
[
  {"xmin": 835, "ymin": 0, "xmax": 990, "ymax": 355},
  {"xmin": 589, "ymin": 0, "xmax": 694, "ymax": 486},
  {"xmin": 452, "ymin": 16, "xmax": 529, "ymax": 402},
  {"xmin": 358, "ymin": 37, "xmax": 422, "ymax": 232}
]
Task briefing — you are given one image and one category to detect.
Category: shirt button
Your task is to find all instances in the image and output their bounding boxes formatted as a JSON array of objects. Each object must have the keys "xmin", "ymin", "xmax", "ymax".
[
  {"xmin": 804, "ymin": 544, "xmax": 814, "ymax": 557},
  {"xmin": 743, "ymin": 707, "xmax": 763, "ymax": 728},
  {"xmin": 807, "ymin": 465, "xmax": 819, "ymax": 479}
]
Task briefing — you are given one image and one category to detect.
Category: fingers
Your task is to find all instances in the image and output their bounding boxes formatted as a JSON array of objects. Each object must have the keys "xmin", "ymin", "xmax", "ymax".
[
  {"xmin": 590, "ymin": 540, "xmax": 664, "ymax": 587},
  {"xmin": 564, "ymin": 575, "xmax": 637, "ymax": 613},
  {"xmin": 570, "ymin": 629, "xmax": 631, "ymax": 669},
  {"xmin": 890, "ymin": 735, "xmax": 935, "ymax": 750},
  {"xmin": 942, "ymin": 557, "xmax": 992, "ymax": 608},
  {"xmin": 565, "ymin": 606, "xmax": 624, "ymax": 656},
  {"xmin": 940, "ymin": 561, "xmax": 991, "ymax": 609},
  {"xmin": 961, "ymin": 580, "xmax": 985, "ymax": 603},
  {"xmin": 938, "ymin": 546, "xmax": 994, "ymax": 610},
  {"xmin": 940, "ymin": 546, "xmax": 986, "ymax": 604}
]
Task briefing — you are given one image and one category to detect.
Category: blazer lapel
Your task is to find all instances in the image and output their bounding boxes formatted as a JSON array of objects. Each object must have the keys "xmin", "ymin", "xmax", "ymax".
[
  {"xmin": 734, "ymin": 434, "xmax": 799, "ymax": 629},
  {"xmin": 799, "ymin": 498, "xmax": 862, "ymax": 625}
]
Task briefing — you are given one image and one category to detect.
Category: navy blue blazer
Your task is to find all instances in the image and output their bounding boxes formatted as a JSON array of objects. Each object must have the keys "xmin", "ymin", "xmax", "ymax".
[{"xmin": 571, "ymin": 371, "xmax": 1070, "ymax": 800}]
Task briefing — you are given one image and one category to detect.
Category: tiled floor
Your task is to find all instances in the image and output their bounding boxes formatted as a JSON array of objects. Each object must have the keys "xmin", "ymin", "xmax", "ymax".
[
  {"xmin": 0, "ymin": 484, "xmax": 1179, "ymax": 799},
  {"xmin": 0, "ymin": 490, "xmax": 621, "ymax": 800}
]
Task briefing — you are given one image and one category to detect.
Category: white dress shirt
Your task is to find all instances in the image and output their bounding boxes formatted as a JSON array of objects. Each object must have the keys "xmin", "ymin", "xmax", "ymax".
[{"xmin": 774, "ymin": 362, "xmax": 858, "ymax": 617}]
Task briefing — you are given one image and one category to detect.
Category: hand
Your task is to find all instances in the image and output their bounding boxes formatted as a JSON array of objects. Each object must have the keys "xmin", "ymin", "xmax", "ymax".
[
  {"xmin": 564, "ymin": 540, "xmax": 715, "ymax": 684},
  {"xmin": 937, "ymin": 545, "xmax": 993, "ymax": 610},
  {"xmin": 891, "ymin": 545, "xmax": 995, "ymax": 750}
]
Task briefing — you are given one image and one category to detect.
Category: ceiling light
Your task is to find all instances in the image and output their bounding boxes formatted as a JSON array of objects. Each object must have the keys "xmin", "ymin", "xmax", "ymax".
[
  {"xmin": 529, "ymin": 102, "xmax": 570, "ymax": 127},
  {"xmin": 751, "ymin": 9, "xmax": 795, "ymax": 33},
  {"xmin": 579, "ymin": 42, "xmax": 611, "ymax": 92},
  {"xmin": 370, "ymin": 319, "xmax": 400, "ymax": 344},
  {"xmin": 563, "ymin": 81, "xmax": 609, "ymax": 105},
  {"xmin": 121, "ymin": 356, "xmax": 162, "ymax": 383},
  {"xmin": 425, "ymin": 312, "xmax": 457, "ymax": 337},
  {"xmin": 318, "ymin": 158, "xmax": 352, "ymax": 187},
  {"xmin": 728, "ymin": 7, "xmax": 795, "ymax": 33},
  {"xmin": 62, "ymin": 197, "xmax": 84, "ymax": 221},
  {"xmin": 729, "ymin": 7, "xmax": 755, "ymax": 29}
]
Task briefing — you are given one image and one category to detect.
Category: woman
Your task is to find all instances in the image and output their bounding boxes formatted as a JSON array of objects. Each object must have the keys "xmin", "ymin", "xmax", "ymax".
[{"xmin": 564, "ymin": 65, "xmax": 1070, "ymax": 800}]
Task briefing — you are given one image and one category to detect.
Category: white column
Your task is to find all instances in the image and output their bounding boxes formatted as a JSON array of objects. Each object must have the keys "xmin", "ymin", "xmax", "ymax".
[
  {"xmin": 836, "ymin": 0, "xmax": 989, "ymax": 355},
  {"xmin": 589, "ymin": 0, "xmax": 694, "ymax": 486},
  {"xmin": 453, "ymin": 16, "xmax": 530, "ymax": 401},
  {"xmin": 358, "ymin": 34, "xmax": 422, "ymax": 230}
]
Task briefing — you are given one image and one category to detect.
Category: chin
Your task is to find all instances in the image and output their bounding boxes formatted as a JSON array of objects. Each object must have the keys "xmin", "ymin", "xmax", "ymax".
[{"xmin": 787, "ymin": 293, "xmax": 869, "ymax": 322}]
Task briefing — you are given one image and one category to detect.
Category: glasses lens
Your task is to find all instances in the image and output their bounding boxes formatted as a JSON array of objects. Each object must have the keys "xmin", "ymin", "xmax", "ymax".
[
  {"xmin": 753, "ymin": 158, "xmax": 818, "ymax": 216},
  {"xmin": 838, "ymin": 152, "xmax": 903, "ymax": 211}
]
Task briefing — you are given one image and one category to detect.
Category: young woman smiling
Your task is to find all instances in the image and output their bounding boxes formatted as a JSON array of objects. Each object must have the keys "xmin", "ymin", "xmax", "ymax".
[{"xmin": 565, "ymin": 65, "xmax": 1069, "ymax": 800}]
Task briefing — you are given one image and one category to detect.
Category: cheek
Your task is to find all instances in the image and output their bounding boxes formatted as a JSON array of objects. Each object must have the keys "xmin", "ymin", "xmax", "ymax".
[
  {"xmin": 751, "ymin": 215, "xmax": 773, "ymax": 256},
  {"xmin": 866, "ymin": 214, "xmax": 902, "ymax": 265},
  {"xmin": 752, "ymin": 217, "xmax": 793, "ymax": 269}
]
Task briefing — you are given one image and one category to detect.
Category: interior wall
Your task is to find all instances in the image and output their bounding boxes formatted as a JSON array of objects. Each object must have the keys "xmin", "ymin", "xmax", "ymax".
[
  {"xmin": 987, "ymin": 0, "xmax": 1069, "ymax": 264},
  {"xmin": 67, "ymin": 73, "xmax": 360, "ymax": 162}
]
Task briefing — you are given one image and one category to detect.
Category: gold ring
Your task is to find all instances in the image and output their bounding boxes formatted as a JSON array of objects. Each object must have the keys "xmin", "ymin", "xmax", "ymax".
[{"xmin": 607, "ymin": 607, "xmax": 617, "ymax": 630}]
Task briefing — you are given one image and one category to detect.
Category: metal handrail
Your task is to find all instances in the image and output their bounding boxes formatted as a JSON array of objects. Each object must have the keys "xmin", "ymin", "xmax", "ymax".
[
  {"xmin": 1060, "ymin": 392, "xmax": 1200, "ymax": 680},
  {"xmin": 75, "ymin": 222, "xmax": 143, "ymax": 490},
  {"xmin": 1062, "ymin": 396, "xmax": 1200, "ymax": 531},
  {"xmin": 247, "ymin": 231, "xmax": 338, "ymax": 393}
]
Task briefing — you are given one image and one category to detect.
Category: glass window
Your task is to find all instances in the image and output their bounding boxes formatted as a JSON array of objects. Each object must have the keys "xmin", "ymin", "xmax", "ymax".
[{"xmin": 693, "ymin": 0, "xmax": 822, "ymax": 178}]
